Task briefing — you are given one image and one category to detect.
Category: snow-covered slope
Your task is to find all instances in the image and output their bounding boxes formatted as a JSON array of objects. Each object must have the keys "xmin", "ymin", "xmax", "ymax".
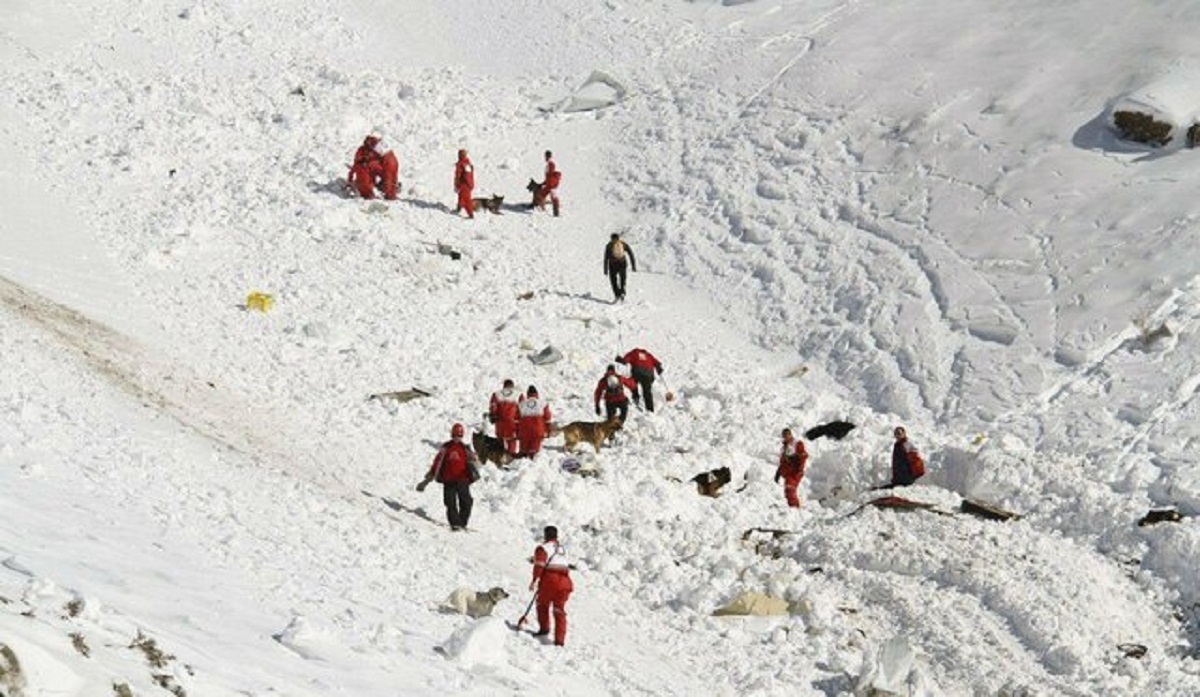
[{"xmin": 2, "ymin": 0, "xmax": 1199, "ymax": 694}]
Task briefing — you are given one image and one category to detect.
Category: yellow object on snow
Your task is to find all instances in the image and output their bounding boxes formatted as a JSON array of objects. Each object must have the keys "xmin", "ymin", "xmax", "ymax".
[{"xmin": 245, "ymin": 291, "xmax": 275, "ymax": 312}]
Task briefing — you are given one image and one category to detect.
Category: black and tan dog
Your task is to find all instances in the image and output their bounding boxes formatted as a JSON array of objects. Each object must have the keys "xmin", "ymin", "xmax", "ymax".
[
  {"xmin": 472, "ymin": 431, "xmax": 513, "ymax": 467},
  {"xmin": 471, "ymin": 194, "xmax": 505, "ymax": 215},
  {"xmin": 526, "ymin": 178, "xmax": 549, "ymax": 211},
  {"xmin": 560, "ymin": 417, "xmax": 623, "ymax": 453},
  {"xmin": 690, "ymin": 466, "xmax": 732, "ymax": 498}
]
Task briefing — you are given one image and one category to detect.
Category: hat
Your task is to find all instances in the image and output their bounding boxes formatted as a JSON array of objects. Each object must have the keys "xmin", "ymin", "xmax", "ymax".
[
  {"xmin": 610, "ymin": 233, "xmax": 620, "ymax": 241},
  {"xmin": 781, "ymin": 427, "xmax": 794, "ymax": 440},
  {"xmin": 458, "ymin": 148, "xmax": 467, "ymax": 158},
  {"xmin": 543, "ymin": 525, "xmax": 558, "ymax": 541},
  {"xmin": 606, "ymin": 364, "xmax": 615, "ymax": 372},
  {"xmin": 367, "ymin": 130, "xmax": 383, "ymax": 143},
  {"xmin": 503, "ymin": 378, "xmax": 514, "ymax": 388},
  {"xmin": 544, "ymin": 149, "xmax": 553, "ymax": 159},
  {"xmin": 451, "ymin": 423, "xmax": 465, "ymax": 438},
  {"xmin": 527, "ymin": 385, "xmax": 538, "ymax": 396}
]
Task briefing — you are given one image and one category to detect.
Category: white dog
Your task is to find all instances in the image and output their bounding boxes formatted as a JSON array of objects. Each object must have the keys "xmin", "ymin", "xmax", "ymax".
[{"xmin": 440, "ymin": 587, "xmax": 509, "ymax": 618}]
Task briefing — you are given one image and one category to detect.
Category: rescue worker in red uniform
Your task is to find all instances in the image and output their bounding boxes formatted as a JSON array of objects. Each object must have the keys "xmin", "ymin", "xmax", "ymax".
[
  {"xmin": 453, "ymin": 149, "xmax": 475, "ymax": 219},
  {"xmin": 615, "ymin": 347, "xmax": 663, "ymax": 412},
  {"xmin": 488, "ymin": 379, "xmax": 521, "ymax": 456},
  {"xmin": 775, "ymin": 428, "xmax": 808, "ymax": 508},
  {"xmin": 529, "ymin": 525, "xmax": 573, "ymax": 646},
  {"xmin": 416, "ymin": 423, "xmax": 480, "ymax": 531},
  {"xmin": 890, "ymin": 426, "xmax": 925, "ymax": 487},
  {"xmin": 517, "ymin": 385, "xmax": 552, "ymax": 458},
  {"xmin": 538, "ymin": 150, "xmax": 562, "ymax": 217},
  {"xmin": 593, "ymin": 364, "xmax": 639, "ymax": 423},
  {"xmin": 348, "ymin": 132, "xmax": 399, "ymax": 200}
]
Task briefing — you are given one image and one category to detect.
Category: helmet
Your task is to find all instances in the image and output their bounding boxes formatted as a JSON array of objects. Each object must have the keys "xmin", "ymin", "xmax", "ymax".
[
  {"xmin": 543, "ymin": 525, "xmax": 558, "ymax": 541},
  {"xmin": 451, "ymin": 423, "xmax": 465, "ymax": 438},
  {"xmin": 527, "ymin": 385, "xmax": 538, "ymax": 396},
  {"xmin": 503, "ymin": 378, "xmax": 514, "ymax": 388}
]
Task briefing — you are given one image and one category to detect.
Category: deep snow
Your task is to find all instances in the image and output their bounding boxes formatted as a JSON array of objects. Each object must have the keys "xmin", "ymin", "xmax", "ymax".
[{"xmin": 2, "ymin": 0, "xmax": 1200, "ymax": 695}]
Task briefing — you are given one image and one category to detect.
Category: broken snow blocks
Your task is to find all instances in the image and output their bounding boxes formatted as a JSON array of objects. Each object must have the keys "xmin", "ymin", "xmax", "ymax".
[
  {"xmin": 1137, "ymin": 508, "xmax": 1183, "ymax": 527},
  {"xmin": 960, "ymin": 498, "xmax": 1021, "ymax": 522}
]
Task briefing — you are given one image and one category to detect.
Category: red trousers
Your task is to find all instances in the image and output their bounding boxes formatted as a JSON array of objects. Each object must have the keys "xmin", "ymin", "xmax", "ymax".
[
  {"xmin": 350, "ymin": 152, "xmax": 398, "ymax": 200},
  {"xmin": 496, "ymin": 420, "xmax": 519, "ymax": 455},
  {"xmin": 456, "ymin": 187, "xmax": 474, "ymax": 217},
  {"xmin": 783, "ymin": 476, "xmax": 802, "ymax": 508},
  {"xmin": 536, "ymin": 573, "xmax": 573, "ymax": 645}
]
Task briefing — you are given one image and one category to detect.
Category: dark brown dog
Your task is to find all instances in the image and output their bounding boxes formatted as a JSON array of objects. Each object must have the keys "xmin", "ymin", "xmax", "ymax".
[
  {"xmin": 471, "ymin": 194, "xmax": 504, "ymax": 214},
  {"xmin": 560, "ymin": 417, "xmax": 622, "ymax": 453},
  {"xmin": 527, "ymin": 178, "xmax": 549, "ymax": 210},
  {"xmin": 472, "ymin": 431, "xmax": 512, "ymax": 467},
  {"xmin": 690, "ymin": 466, "xmax": 732, "ymax": 497}
]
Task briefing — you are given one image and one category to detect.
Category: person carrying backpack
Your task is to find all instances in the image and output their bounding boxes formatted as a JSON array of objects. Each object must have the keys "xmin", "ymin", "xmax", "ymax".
[
  {"xmin": 890, "ymin": 426, "xmax": 925, "ymax": 487},
  {"xmin": 593, "ymin": 364, "xmax": 639, "ymax": 423},
  {"xmin": 603, "ymin": 233, "xmax": 636, "ymax": 302},
  {"xmin": 416, "ymin": 423, "xmax": 481, "ymax": 530},
  {"xmin": 775, "ymin": 428, "xmax": 808, "ymax": 508},
  {"xmin": 537, "ymin": 150, "xmax": 562, "ymax": 217}
]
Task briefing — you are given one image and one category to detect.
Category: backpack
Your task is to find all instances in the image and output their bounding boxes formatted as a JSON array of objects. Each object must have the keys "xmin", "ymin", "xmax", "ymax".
[
  {"xmin": 908, "ymin": 451, "xmax": 926, "ymax": 479},
  {"xmin": 611, "ymin": 240, "xmax": 626, "ymax": 260}
]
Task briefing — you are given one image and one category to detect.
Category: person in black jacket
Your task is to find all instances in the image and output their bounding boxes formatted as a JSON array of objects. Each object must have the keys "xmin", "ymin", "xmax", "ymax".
[{"xmin": 603, "ymin": 233, "xmax": 637, "ymax": 302}]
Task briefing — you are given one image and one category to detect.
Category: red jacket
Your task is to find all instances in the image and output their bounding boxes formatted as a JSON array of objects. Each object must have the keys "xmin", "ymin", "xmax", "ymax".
[
  {"xmin": 517, "ymin": 395, "xmax": 552, "ymax": 440},
  {"xmin": 594, "ymin": 373, "xmax": 638, "ymax": 407},
  {"xmin": 426, "ymin": 439, "xmax": 479, "ymax": 484},
  {"xmin": 489, "ymin": 387, "xmax": 521, "ymax": 437},
  {"xmin": 544, "ymin": 159, "xmax": 562, "ymax": 189},
  {"xmin": 617, "ymin": 348, "xmax": 661, "ymax": 375},
  {"xmin": 455, "ymin": 156, "xmax": 475, "ymax": 192},
  {"xmin": 777, "ymin": 439, "xmax": 807, "ymax": 482},
  {"xmin": 531, "ymin": 540, "xmax": 573, "ymax": 591}
]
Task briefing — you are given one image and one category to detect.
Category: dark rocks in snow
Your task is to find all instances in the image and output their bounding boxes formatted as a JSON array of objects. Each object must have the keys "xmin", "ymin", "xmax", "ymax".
[
  {"xmin": 1111, "ymin": 110, "xmax": 1173, "ymax": 146},
  {"xmin": 1137, "ymin": 508, "xmax": 1183, "ymax": 527}
]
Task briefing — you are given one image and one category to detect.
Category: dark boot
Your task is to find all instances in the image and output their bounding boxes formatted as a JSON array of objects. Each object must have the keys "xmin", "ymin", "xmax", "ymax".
[{"xmin": 552, "ymin": 199, "xmax": 560, "ymax": 217}]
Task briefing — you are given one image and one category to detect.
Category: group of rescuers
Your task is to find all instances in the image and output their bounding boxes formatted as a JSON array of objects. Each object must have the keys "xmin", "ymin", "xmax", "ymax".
[
  {"xmin": 347, "ymin": 133, "xmax": 561, "ymax": 219},
  {"xmin": 413, "ymin": 342, "xmax": 926, "ymax": 646},
  {"xmin": 347, "ymin": 133, "xmax": 642, "ymax": 304}
]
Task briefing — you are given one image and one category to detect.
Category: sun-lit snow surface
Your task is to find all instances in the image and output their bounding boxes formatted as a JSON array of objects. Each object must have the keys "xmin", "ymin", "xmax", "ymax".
[{"xmin": 2, "ymin": 0, "xmax": 1200, "ymax": 694}]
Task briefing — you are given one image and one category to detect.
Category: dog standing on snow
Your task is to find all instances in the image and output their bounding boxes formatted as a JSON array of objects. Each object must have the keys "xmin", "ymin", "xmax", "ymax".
[{"xmin": 440, "ymin": 587, "xmax": 510, "ymax": 618}]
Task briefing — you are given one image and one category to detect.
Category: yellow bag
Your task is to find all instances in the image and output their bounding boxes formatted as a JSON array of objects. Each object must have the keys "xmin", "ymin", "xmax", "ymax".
[{"xmin": 245, "ymin": 291, "xmax": 274, "ymax": 312}]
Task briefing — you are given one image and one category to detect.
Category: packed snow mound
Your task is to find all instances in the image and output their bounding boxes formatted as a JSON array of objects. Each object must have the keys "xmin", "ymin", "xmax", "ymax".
[
  {"xmin": 1107, "ymin": 61, "xmax": 1200, "ymax": 146},
  {"xmin": 553, "ymin": 71, "xmax": 628, "ymax": 113},
  {"xmin": 436, "ymin": 617, "xmax": 509, "ymax": 667}
]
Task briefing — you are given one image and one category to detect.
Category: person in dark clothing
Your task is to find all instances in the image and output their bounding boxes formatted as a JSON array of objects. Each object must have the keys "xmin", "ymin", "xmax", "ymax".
[
  {"xmin": 615, "ymin": 347, "xmax": 663, "ymax": 411},
  {"xmin": 416, "ymin": 422, "xmax": 481, "ymax": 530},
  {"xmin": 603, "ymin": 233, "xmax": 637, "ymax": 302},
  {"xmin": 890, "ymin": 426, "xmax": 926, "ymax": 487}
]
